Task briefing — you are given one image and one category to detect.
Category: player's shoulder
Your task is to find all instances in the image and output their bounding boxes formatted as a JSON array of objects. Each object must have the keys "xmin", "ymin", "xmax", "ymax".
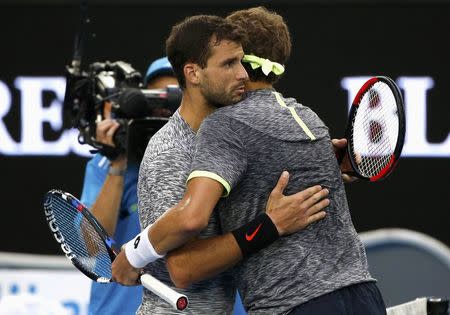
[
  {"xmin": 200, "ymin": 108, "xmax": 236, "ymax": 135},
  {"xmin": 202, "ymin": 90, "xmax": 273, "ymax": 128},
  {"xmin": 149, "ymin": 112, "xmax": 193, "ymax": 146},
  {"xmin": 143, "ymin": 112, "xmax": 195, "ymax": 164},
  {"xmin": 207, "ymin": 89, "xmax": 282, "ymax": 119},
  {"xmin": 203, "ymin": 100, "xmax": 246, "ymax": 125}
]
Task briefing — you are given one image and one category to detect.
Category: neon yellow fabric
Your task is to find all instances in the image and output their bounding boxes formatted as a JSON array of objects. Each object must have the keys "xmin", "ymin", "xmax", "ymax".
[
  {"xmin": 187, "ymin": 170, "xmax": 231, "ymax": 197},
  {"xmin": 272, "ymin": 92, "xmax": 316, "ymax": 141},
  {"xmin": 242, "ymin": 54, "xmax": 285, "ymax": 76}
]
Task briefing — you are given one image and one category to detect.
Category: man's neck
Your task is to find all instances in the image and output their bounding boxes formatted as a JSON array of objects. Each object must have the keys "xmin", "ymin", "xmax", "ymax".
[
  {"xmin": 178, "ymin": 87, "xmax": 215, "ymax": 132},
  {"xmin": 245, "ymin": 81, "xmax": 273, "ymax": 91}
]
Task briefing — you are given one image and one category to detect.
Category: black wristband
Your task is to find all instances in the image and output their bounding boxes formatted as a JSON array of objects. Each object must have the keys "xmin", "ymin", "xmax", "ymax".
[{"xmin": 232, "ymin": 213, "xmax": 279, "ymax": 258}]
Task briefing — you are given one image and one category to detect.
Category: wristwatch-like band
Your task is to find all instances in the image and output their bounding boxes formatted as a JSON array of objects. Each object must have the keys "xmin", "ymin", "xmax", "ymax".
[{"xmin": 108, "ymin": 167, "xmax": 126, "ymax": 176}]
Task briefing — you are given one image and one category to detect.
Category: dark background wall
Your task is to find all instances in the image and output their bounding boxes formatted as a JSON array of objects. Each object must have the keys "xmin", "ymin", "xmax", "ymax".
[{"xmin": 0, "ymin": 1, "xmax": 449, "ymax": 255}]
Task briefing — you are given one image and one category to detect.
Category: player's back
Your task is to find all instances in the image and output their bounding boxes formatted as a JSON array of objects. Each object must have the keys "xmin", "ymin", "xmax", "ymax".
[{"xmin": 194, "ymin": 89, "xmax": 374, "ymax": 314}]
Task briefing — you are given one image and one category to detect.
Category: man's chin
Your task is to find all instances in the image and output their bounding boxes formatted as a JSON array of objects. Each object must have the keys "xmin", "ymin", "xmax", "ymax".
[
  {"xmin": 231, "ymin": 93, "xmax": 245, "ymax": 104},
  {"xmin": 210, "ymin": 93, "xmax": 244, "ymax": 109}
]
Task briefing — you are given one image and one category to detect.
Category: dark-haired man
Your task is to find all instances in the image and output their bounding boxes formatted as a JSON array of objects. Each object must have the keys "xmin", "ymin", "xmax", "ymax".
[
  {"xmin": 136, "ymin": 8, "xmax": 386, "ymax": 315},
  {"xmin": 177, "ymin": 7, "xmax": 384, "ymax": 314},
  {"xmin": 191, "ymin": 7, "xmax": 384, "ymax": 314},
  {"xmin": 112, "ymin": 14, "xmax": 330, "ymax": 314}
]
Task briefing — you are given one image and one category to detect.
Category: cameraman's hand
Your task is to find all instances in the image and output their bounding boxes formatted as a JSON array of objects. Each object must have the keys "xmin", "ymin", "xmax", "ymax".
[{"xmin": 96, "ymin": 119, "xmax": 121, "ymax": 148}]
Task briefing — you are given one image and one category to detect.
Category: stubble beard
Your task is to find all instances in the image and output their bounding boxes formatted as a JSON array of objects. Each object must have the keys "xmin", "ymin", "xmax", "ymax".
[{"xmin": 201, "ymin": 78, "xmax": 242, "ymax": 109}]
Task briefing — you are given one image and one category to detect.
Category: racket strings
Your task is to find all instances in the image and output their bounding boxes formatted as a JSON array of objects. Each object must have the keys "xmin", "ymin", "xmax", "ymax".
[
  {"xmin": 351, "ymin": 82, "xmax": 400, "ymax": 177},
  {"xmin": 360, "ymin": 90, "xmax": 392, "ymax": 175},
  {"xmin": 49, "ymin": 195, "xmax": 113, "ymax": 279}
]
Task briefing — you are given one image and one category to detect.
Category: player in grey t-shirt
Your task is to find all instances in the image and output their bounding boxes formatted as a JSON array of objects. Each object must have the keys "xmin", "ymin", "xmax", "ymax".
[
  {"xmin": 137, "ymin": 110, "xmax": 236, "ymax": 314},
  {"xmin": 113, "ymin": 10, "xmax": 372, "ymax": 314},
  {"xmin": 185, "ymin": 7, "xmax": 385, "ymax": 315},
  {"xmin": 114, "ymin": 14, "xmax": 332, "ymax": 314},
  {"xmin": 190, "ymin": 88, "xmax": 377, "ymax": 313}
]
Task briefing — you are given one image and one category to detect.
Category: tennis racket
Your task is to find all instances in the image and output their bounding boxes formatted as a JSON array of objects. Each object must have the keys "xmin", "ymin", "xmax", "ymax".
[
  {"xmin": 43, "ymin": 189, "xmax": 189, "ymax": 311},
  {"xmin": 340, "ymin": 76, "xmax": 405, "ymax": 181}
]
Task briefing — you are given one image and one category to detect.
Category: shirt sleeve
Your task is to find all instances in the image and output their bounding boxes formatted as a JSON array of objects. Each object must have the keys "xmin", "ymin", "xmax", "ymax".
[
  {"xmin": 80, "ymin": 157, "xmax": 107, "ymax": 208},
  {"xmin": 188, "ymin": 113, "xmax": 247, "ymax": 196}
]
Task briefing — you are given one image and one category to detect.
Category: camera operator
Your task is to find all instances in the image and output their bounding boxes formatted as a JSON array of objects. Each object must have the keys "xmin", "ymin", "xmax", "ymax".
[{"xmin": 79, "ymin": 56, "xmax": 178, "ymax": 315}]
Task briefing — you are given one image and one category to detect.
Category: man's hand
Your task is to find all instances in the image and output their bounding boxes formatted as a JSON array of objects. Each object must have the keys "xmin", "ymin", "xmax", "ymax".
[
  {"xmin": 331, "ymin": 138, "xmax": 358, "ymax": 183},
  {"xmin": 265, "ymin": 171, "xmax": 329, "ymax": 236},
  {"xmin": 96, "ymin": 118, "xmax": 128, "ymax": 164},
  {"xmin": 96, "ymin": 119, "xmax": 121, "ymax": 147},
  {"xmin": 111, "ymin": 249, "xmax": 141, "ymax": 286}
]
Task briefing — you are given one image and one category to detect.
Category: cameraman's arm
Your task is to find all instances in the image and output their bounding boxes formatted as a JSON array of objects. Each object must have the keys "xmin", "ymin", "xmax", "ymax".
[
  {"xmin": 89, "ymin": 119, "xmax": 127, "ymax": 236},
  {"xmin": 90, "ymin": 156, "xmax": 127, "ymax": 235}
]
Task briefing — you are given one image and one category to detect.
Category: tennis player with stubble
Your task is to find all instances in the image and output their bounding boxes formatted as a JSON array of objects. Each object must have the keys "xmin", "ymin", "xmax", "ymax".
[
  {"xmin": 113, "ymin": 8, "xmax": 384, "ymax": 315},
  {"xmin": 112, "ymin": 15, "xmax": 330, "ymax": 314},
  {"xmin": 181, "ymin": 8, "xmax": 384, "ymax": 314}
]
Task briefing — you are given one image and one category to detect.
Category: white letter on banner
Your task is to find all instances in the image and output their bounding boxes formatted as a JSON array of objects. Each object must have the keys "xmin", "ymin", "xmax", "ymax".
[
  {"xmin": 15, "ymin": 77, "xmax": 69, "ymax": 155},
  {"xmin": 397, "ymin": 77, "xmax": 450, "ymax": 157},
  {"xmin": 0, "ymin": 80, "xmax": 19, "ymax": 154},
  {"xmin": 15, "ymin": 76, "xmax": 93, "ymax": 157}
]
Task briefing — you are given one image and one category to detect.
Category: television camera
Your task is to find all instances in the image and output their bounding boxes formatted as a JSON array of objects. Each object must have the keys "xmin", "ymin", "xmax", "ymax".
[{"xmin": 63, "ymin": 59, "xmax": 181, "ymax": 163}]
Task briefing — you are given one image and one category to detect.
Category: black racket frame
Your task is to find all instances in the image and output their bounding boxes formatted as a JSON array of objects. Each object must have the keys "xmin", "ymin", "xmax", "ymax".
[
  {"xmin": 345, "ymin": 76, "xmax": 405, "ymax": 181},
  {"xmin": 44, "ymin": 189, "xmax": 118, "ymax": 282}
]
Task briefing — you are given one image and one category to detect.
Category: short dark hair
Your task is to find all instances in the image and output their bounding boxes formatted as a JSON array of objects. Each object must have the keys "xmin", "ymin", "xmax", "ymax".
[
  {"xmin": 166, "ymin": 15, "xmax": 244, "ymax": 88},
  {"xmin": 227, "ymin": 7, "xmax": 291, "ymax": 84}
]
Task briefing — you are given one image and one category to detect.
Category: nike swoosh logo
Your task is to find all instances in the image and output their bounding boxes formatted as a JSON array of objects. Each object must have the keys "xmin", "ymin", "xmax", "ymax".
[{"xmin": 245, "ymin": 224, "xmax": 262, "ymax": 241}]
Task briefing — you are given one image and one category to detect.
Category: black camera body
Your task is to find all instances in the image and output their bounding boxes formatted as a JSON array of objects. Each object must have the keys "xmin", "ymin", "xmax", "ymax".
[{"xmin": 63, "ymin": 60, "xmax": 181, "ymax": 163}]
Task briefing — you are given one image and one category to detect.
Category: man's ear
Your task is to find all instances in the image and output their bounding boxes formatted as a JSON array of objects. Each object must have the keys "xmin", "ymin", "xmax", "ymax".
[{"xmin": 183, "ymin": 63, "xmax": 201, "ymax": 86}]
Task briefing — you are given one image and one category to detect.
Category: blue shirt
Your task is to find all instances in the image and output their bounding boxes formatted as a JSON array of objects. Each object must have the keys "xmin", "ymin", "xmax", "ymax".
[{"xmin": 81, "ymin": 154, "xmax": 142, "ymax": 315}]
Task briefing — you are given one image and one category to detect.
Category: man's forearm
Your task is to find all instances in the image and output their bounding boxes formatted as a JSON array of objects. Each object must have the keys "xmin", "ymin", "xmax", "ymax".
[
  {"xmin": 148, "ymin": 200, "xmax": 209, "ymax": 255},
  {"xmin": 166, "ymin": 233, "xmax": 242, "ymax": 288},
  {"xmin": 123, "ymin": 178, "xmax": 223, "ymax": 271},
  {"xmin": 89, "ymin": 155, "xmax": 127, "ymax": 236},
  {"xmin": 90, "ymin": 174, "xmax": 124, "ymax": 235},
  {"xmin": 147, "ymin": 177, "xmax": 224, "ymax": 255}
]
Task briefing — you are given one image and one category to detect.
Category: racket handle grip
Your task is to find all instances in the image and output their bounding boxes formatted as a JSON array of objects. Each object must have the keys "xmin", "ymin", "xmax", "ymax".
[
  {"xmin": 335, "ymin": 145, "xmax": 346, "ymax": 165},
  {"xmin": 140, "ymin": 274, "xmax": 189, "ymax": 311}
]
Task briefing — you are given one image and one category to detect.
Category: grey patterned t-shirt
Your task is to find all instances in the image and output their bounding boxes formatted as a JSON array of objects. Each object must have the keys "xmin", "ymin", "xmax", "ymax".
[
  {"xmin": 189, "ymin": 89, "xmax": 374, "ymax": 314},
  {"xmin": 137, "ymin": 110, "xmax": 235, "ymax": 314}
]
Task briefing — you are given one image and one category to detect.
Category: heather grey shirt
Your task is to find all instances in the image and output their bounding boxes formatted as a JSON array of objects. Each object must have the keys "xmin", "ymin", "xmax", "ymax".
[
  {"xmin": 189, "ymin": 89, "xmax": 374, "ymax": 314},
  {"xmin": 137, "ymin": 110, "xmax": 235, "ymax": 314}
]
